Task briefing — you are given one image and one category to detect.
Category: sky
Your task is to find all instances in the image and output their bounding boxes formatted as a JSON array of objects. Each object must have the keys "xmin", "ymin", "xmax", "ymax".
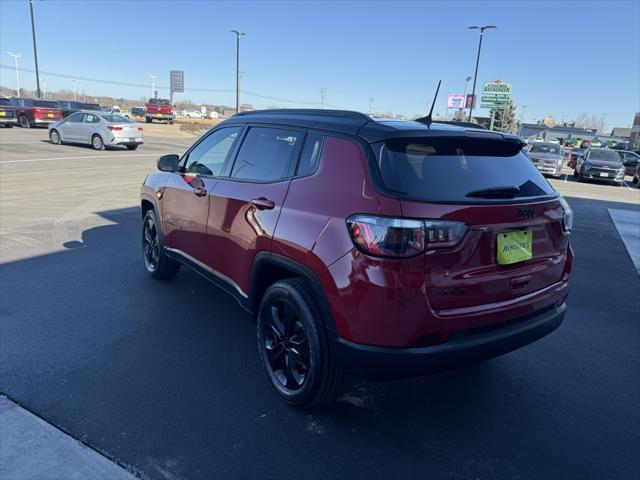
[{"xmin": 0, "ymin": 0, "xmax": 638, "ymax": 129}]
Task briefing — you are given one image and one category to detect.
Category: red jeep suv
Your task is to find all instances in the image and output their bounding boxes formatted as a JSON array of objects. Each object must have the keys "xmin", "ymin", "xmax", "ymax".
[{"xmin": 140, "ymin": 110, "xmax": 573, "ymax": 406}]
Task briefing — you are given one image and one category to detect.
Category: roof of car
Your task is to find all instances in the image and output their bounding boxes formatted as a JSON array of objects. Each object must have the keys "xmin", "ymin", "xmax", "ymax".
[{"xmin": 224, "ymin": 109, "xmax": 524, "ymax": 145}]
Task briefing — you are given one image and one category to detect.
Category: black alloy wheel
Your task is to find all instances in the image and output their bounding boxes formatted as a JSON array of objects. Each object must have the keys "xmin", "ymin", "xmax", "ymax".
[
  {"xmin": 141, "ymin": 209, "xmax": 180, "ymax": 279},
  {"xmin": 262, "ymin": 298, "xmax": 311, "ymax": 390}
]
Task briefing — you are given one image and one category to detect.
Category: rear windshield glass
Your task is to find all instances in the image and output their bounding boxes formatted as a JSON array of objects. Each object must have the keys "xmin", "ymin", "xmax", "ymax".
[
  {"xmin": 148, "ymin": 99, "xmax": 171, "ymax": 106},
  {"xmin": 528, "ymin": 144, "xmax": 560, "ymax": 154},
  {"xmin": 588, "ymin": 149, "xmax": 621, "ymax": 162},
  {"xmin": 35, "ymin": 100, "xmax": 59, "ymax": 108},
  {"xmin": 0, "ymin": 98, "xmax": 11, "ymax": 106},
  {"xmin": 375, "ymin": 137, "xmax": 556, "ymax": 203},
  {"xmin": 100, "ymin": 114, "xmax": 132, "ymax": 123}
]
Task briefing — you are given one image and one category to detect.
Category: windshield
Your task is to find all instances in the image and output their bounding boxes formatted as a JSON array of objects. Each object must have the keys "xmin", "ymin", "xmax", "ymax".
[
  {"xmin": 375, "ymin": 137, "xmax": 555, "ymax": 203},
  {"xmin": 100, "ymin": 114, "xmax": 132, "ymax": 123},
  {"xmin": 529, "ymin": 144, "xmax": 560, "ymax": 155},
  {"xmin": 588, "ymin": 149, "xmax": 622, "ymax": 162},
  {"xmin": 0, "ymin": 98, "xmax": 11, "ymax": 106},
  {"xmin": 35, "ymin": 100, "xmax": 59, "ymax": 109}
]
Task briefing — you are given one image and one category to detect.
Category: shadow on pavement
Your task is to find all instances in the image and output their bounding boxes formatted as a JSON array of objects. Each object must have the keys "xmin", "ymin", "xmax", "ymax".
[{"xmin": 1, "ymin": 205, "xmax": 638, "ymax": 480}]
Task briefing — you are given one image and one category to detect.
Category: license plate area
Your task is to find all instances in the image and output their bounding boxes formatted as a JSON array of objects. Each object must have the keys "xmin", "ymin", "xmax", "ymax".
[
  {"xmin": 497, "ymin": 230, "xmax": 533, "ymax": 265},
  {"xmin": 599, "ymin": 172, "xmax": 609, "ymax": 177}
]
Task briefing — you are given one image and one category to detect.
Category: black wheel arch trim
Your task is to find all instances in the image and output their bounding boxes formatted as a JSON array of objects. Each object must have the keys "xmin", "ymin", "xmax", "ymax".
[{"xmin": 249, "ymin": 252, "xmax": 338, "ymax": 338}]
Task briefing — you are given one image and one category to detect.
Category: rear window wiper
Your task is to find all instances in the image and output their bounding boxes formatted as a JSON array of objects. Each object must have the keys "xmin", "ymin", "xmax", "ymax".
[{"xmin": 466, "ymin": 185, "xmax": 521, "ymax": 198}]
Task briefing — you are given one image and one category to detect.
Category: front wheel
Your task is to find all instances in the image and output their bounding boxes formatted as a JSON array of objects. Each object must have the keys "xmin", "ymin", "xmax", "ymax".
[
  {"xmin": 49, "ymin": 129, "xmax": 61, "ymax": 145},
  {"xmin": 142, "ymin": 209, "xmax": 180, "ymax": 279},
  {"xmin": 126, "ymin": 144, "xmax": 138, "ymax": 151},
  {"xmin": 257, "ymin": 279, "xmax": 343, "ymax": 407}
]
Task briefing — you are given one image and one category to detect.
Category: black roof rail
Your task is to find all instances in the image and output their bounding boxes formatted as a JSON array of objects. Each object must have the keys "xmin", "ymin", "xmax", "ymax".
[{"xmin": 234, "ymin": 109, "xmax": 372, "ymax": 122}]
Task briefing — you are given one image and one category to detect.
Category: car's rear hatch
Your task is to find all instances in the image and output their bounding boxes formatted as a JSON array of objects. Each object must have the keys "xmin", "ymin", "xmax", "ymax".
[
  {"xmin": 33, "ymin": 101, "xmax": 62, "ymax": 121},
  {"xmin": 374, "ymin": 132, "xmax": 570, "ymax": 312},
  {"xmin": 0, "ymin": 99, "xmax": 16, "ymax": 118}
]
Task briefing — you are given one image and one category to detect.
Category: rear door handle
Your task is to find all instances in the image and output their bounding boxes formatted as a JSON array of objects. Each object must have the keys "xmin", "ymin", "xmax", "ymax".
[
  {"xmin": 250, "ymin": 197, "xmax": 275, "ymax": 210},
  {"xmin": 193, "ymin": 187, "xmax": 207, "ymax": 197}
]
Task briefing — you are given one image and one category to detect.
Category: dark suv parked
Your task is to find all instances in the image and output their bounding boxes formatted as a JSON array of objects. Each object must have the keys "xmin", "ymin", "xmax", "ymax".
[
  {"xmin": 574, "ymin": 147, "xmax": 626, "ymax": 185},
  {"xmin": 0, "ymin": 97, "xmax": 18, "ymax": 127},
  {"xmin": 11, "ymin": 98, "xmax": 62, "ymax": 128},
  {"xmin": 140, "ymin": 110, "xmax": 573, "ymax": 406},
  {"xmin": 56, "ymin": 100, "xmax": 102, "ymax": 118}
]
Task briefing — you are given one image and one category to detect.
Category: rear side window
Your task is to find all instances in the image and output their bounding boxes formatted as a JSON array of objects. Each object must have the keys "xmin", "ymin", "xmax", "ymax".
[
  {"xmin": 375, "ymin": 137, "xmax": 555, "ymax": 203},
  {"xmin": 297, "ymin": 132, "xmax": 323, "ymax": 176},
  {"xmin": 185, "ymin": 126, "xmax": 241, "ymax": 176},
  {"xmin": 84, "ymin": 114, "xmax": 100, "ymax": 123},
  {"xmin": 231, "ymin": 127, "xmax": 300, "ymax": 182}
]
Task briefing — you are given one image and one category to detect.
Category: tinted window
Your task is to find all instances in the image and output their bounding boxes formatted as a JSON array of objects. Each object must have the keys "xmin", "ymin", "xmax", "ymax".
[
  {"xmin": 148, "ymin": 99, "xmax": 171, "ymax": 106},
  {"xmin": 84, "ymin": 113, "xmax": 100, "ymax": 123},
  {"xmin": 185, "ymin": 127, "xmax": 241, "ymax": 176},
  {"xmin": 99, "ymin": 114, "xmax": 131, "ymax": 123},
  {"xmin": 66, "ymin": 112, "xmax": 84, "ymax": 123},
  {"xmin": 587, "ymin": 149, "xmax": 621, "ymax": 162},
  {"xmin": 231, "ymin": 127, "xmax": 299, "ymax": 181},
  {"xmin": 17, "ymin": 99, "xmax": 34, "ymax": 107},
  {"xmin": 0, "ymin": 98, "xmax": 11, "ymax": 106},
  {"xmin": 375, "ymin": 137, "xmax": 555, "ymax": 203},
  {"xmin": 297, "ymin": 132, "xmax": 323, "ymax": 176},
  {"xmin": 34, "ymin": 100, "xmax": 59, "ymax": 108},
  {"xmin": 528, "ymin": 144, "xmax": 560, "ymax": 154},
  {"xmin": 81, "ymin": 103, "xmax": 101, "ymax": 110}
]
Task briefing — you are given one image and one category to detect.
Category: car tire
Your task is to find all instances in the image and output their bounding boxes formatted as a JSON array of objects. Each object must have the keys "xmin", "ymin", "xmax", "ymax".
[
  {"xmin": 145, "ymin": 117, "xmax": 152, "ymax": 124},
  {"xmin": 5, "ymin": 124, "xmax": 13, "ymax": 128},
  {"xmin": 257, "ymin": 279, "xmax": 344, "ymax": 407},
  {"xmin": 126, "ymin": 144, "xmax": 138, "ymax": 151},
  {"xmin": 142, "ymin": 209, "xmax": 180, "ymax": 279},
  {"xmin": 91, "ymin": 134, "xmax": 105, "ymax": 150},
  {"xmin": 573, "ymin": 168, "xmax": 579, "ymax": 178},
  {"xmin": 19, "ymin": 115, "xmax": 30, "ymax": 128},
  {"xmin": 49, "ymin": 129, "xmax": 61, "ymax": 145}
]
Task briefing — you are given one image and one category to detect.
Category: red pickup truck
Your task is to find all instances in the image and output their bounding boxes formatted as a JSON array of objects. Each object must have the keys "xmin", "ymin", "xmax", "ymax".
[{"xmin": 145, "ymin": 98, "xmax": 175, "ymax": 124}]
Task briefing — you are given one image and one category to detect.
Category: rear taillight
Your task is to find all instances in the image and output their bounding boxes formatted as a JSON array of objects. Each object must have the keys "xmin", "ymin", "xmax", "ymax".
[
  {"xmin": 138, "ymin": 127, "xmax": 143, "ymax": 131},
  {"xmin": 559, "ymin": 197, "xmax": 573, "ymax": 232},
  {"xmin": 346, "ymin": 215, "xmax": 467, "ymax": 258},
  {"xmin": 108, "ymin": 126, "xmax": 123, "ymax": 131},
  {"xmin": 34, "ymin": 108, "xmax": 43, "ymax": 117}
]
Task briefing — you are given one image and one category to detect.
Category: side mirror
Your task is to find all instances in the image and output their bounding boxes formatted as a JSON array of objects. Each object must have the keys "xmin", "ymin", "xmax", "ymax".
[{"xmin": 158, "ymin": 154, "xmax": 180, "ymax": 172}]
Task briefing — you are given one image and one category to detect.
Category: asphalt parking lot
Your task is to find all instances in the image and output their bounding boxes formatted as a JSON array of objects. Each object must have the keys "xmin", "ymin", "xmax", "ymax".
[{"xmin": 1, "ymin": 126, "xmax": 639, "ymax": 479}]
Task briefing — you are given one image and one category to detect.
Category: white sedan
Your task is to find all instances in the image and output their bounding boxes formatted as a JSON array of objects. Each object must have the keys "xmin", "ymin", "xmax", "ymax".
[{"xmin": 48, "ymin": 111, "xmax": 144, "ymax": 150}]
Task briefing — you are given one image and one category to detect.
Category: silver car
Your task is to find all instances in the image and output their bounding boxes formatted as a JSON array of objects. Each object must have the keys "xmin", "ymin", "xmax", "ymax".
[
  {"xmin": 525, "ymin": 142, "xmax": 564, "ymax": 178},
  {"xmin": 48, "ymin": 111, "xmax": 144, "ymax": 150}
]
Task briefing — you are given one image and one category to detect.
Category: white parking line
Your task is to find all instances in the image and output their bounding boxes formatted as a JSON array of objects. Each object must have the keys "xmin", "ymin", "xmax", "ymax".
[
  {"xmin": 623, "ymin": 181, "xmax": 633, "ymax": 190},
  {"xmin": 563, "ymin": 174, "xmax": 568, "ymax": 183},
  {"xmin": 0, "ymin": 153, "xmax": 159, "ymax": 164}
]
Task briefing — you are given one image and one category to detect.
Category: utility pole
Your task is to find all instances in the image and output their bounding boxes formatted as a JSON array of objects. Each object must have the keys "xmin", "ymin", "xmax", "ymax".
[
  {"xmin": 599, "ymin": 113, "xmax": 607, "ymax": 134},
  {"xmin": 369, "ymin": 98, "xmax": 375, "ymax": 115},
  {"xmin": 519, "ymin": 105, "xmax": 527, "ymax": 135},
  {"xmin": 148, "ymin": 74, "xmax": 157, "ymax": 99},
  {"xmin": 72, "ymin": 78, "xmax": 77, "ymax": 100},
  {"xmin": 42, "ymin": 76, "xmax": 46, "ymax": 99},
  {"xmin": 319, "ymin": 88, "xmax": 327, "ymax": 109},
  {"xmin": 231, "ymin": 30, "xmax": 246, "ymax": 114},
  {"xmin": 467, "ymin": 25, "xmax": 497, "ymax": 122},
  {"xmin": 7, "ymin": 52, "xmax": 21, "ymax": 96},
  {"xmin": 29, "ymin": 0, "xmax": 41, "ymax": 98},
  {"xmin": 460, "ymin": 75, "xmax": 472, "ymax": 119}
]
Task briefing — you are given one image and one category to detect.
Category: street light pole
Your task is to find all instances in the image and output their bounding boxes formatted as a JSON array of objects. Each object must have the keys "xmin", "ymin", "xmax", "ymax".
[
  {"xmin": 319, "ymin": 88, "xmax": 327, "ymax": 109},
  {"xmin": 460, "ymin": 75, "xmax": 472, "ymax": 119},
  {"xmin": 519, "ymin": 105, "xmax": 527, "ymax": 135},
  {"xmin": 7, "ymin": 52, "xmax": 21, "ymax": 96},
  {"xmin": 231, "ymin": 30, "xmax": 246, "ymax": 114},
  {"xmin": 72, "ymin": 78, "xmax": 77, "ymax": 101},
  {"xmin": 29, "ymin": 0, "xmax": 41, "ymax": 98},
  {"xmin": 148, "ymin": 74, "xmax": 157, "ymax": 99},
  {"xmin": 467, "ymin": 25, "xmax": 496, "ymax": 122}
]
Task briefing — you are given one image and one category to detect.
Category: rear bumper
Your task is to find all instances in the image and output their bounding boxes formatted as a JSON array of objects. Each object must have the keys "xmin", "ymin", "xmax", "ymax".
[
  {"xmin": 34, "ymin": 118, "xmax": 58, "ymax": 125},
  {"xmin": 333, "ymin": 302, "xmax": 566, "ymax": 380},
  {"xmin": 0, "ymin": 117, "xmax": 17, "ymax": 124},
  {"xmin": 146, "ymin": 114, "xmax": 174, "ymax": 120}
]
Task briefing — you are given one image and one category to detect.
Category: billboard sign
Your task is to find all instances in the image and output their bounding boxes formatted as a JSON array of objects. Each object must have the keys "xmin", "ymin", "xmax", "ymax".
[
  {"xmin": 482, "ymin": 80, "xmax": 512, "ymax": 96},
  {"xmin": 447, "ymin": 93, "xmax": 466, "ymax": 109},
  {"xmin": 481, "ymin": 95, "xmax": 511, "ymax": 109},
  {"xmin": 170, "ymin": 70, "xmax": 184, "ymax": 93},
  {"xmin": 465, "ymin": 94, "xmax": 475, "ymax": 109}
]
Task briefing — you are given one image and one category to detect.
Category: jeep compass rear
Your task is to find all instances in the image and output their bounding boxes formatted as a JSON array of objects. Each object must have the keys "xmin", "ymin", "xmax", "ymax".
[{"xmin": 140, "ymin": 110, "xmax": 573, "ymax": 407}]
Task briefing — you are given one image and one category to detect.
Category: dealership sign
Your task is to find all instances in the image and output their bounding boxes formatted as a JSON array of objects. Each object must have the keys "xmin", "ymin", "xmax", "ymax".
[
  {"xmin": 170, "ymin": 70, "xmax": 184, "ymax": 93},
  {"xmin": 481, "ymin": 80, "xmax": 512, "ymax": 109},
  {"xmin": 447, "ymin": 93, "xmax": 466, "ymax": 109}
]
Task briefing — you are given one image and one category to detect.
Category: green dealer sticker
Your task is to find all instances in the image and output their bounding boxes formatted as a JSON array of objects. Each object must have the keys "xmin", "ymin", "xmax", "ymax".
[{"xmin": 497, "ymin": 230, "xmax": 533, "ymax": 265}]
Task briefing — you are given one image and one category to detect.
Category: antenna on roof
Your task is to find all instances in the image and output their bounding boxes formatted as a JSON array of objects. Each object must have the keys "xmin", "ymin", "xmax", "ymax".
[{"xmin": 415, "ymin": 80, "xmax": 441, "ymax": 127}]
